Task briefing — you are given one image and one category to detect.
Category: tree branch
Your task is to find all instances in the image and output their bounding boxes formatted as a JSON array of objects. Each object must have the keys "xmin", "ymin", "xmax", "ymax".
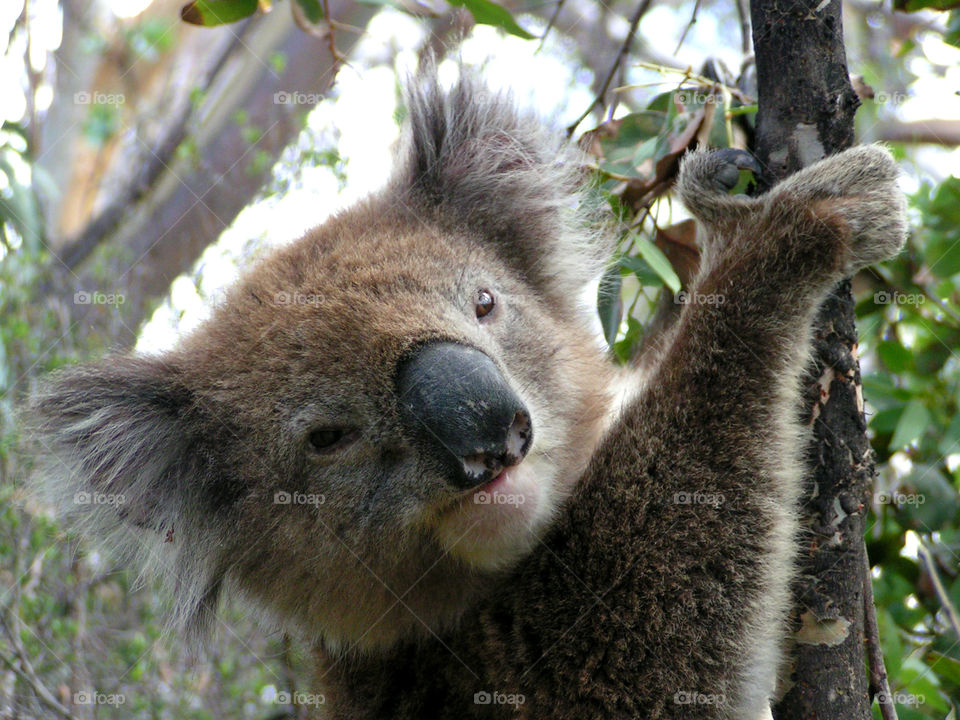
[
  {"xmin": 863, "ymin": 551, "xmax": 898, "ymax": 720},
  {"xmin": 874, "ymin": 119, "xmax": 960, "ymax": 146},
  {"xmin": 565, "ymin": 0, "xmax": 654, "ymax": 136},
  {"xmin": 58, "ymin": 24, "xmax": 248, "ymax": 271}
]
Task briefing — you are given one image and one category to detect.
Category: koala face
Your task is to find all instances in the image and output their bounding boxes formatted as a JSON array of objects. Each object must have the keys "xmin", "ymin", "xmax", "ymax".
[
  {"xmin": 27, "ymin": 71, "xmax": 615, "ymax": 652},
  {"xmin": 177, "ymin": 213, "xmax": 611, "ymax": 647}
]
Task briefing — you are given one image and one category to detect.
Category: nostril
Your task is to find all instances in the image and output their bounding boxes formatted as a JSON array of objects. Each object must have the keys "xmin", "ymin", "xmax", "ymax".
[
  {"xmin": 460, "ymin": 411, "xmax": 533, "ymax": 487},
  {"xmin": 505, "ymin": 411, "xmax": 532, "ymax": 463}
]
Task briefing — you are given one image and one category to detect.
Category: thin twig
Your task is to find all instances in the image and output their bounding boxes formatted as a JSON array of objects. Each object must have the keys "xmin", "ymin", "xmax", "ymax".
[
  {"xmin": 0, "ymin": 614, "xmax": 72, "ymax": 719},
  {"xmin": 673, "ymin": 0, "xmax": 702, "ymax": 56},
  {"xmin": 321, "ymin": 0, "xmax": 345, "ymax": 71},
  {"xmin": 863, "ymin": 550, "xmax": 898, "ymax": 720},
  {"xmin": 22, "ymin": 0, "xmax": 42, "ymax": 153},
  {"xmin": 918, "ymin": 541, "xmax": 960, "ymax": 640},
  {"xmin": 626, "ymin": 62, "xmax": 755, "ymax": 104},
  {"xmin": 537, "ymin": 0, "xmax": 568, "ymax": 52},
  {"xmin": 566, "ymin": 0, "xmax": 655, "ymax": 137},
  {"xmin": 735, "ymin": 0, "xmax": 751, "ymax": 55},
  {"xmin": 916, "ymin": 286, "xmax": 960, "ymax": 326}
]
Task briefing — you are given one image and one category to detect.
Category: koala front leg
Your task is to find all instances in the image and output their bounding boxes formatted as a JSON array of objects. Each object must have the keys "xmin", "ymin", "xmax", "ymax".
[
  {"xmin": 486, "ymin": 146, "xmax": 907, "ymax": 719},
  {"xmin": 604, "ymin": 145, "xmax": 907, "ymax": 718}
]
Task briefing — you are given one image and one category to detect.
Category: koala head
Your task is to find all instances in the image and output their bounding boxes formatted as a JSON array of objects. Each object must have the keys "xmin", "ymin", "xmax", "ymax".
[{"xmin": 25, "ymin": 70, "xmax": 615, "ymax": 653}]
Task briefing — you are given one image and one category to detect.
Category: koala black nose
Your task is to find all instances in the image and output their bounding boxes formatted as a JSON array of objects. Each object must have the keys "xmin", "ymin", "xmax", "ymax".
[{"xmin": 396, "ymin": 342, "xmax": 533, "ymax": 490}]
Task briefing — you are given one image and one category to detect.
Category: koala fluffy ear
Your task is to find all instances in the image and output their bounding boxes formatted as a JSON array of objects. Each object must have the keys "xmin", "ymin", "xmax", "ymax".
[
  {"xmin": 23, "ymin": 356, "xmax": 228, "ymax": 642},
  {"xmin": 395, "ymin": 68, "xmax": 611, "ymax": 303}
]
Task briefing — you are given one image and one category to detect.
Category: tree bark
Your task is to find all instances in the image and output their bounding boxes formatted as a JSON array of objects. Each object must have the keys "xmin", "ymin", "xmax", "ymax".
[
  {"xmin": 37, "ymin": 0, "xmax": 379, "ymax": 353},
  {"xmin": 750, "ymin": 2, "xmax": 874, "ymax": 719}
]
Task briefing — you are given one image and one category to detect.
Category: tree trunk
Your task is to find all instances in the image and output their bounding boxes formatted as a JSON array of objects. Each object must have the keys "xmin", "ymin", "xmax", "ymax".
[
  {"xmin": 750, "ymin": 2, "xmax": 874, "ymax": 719},
  {"xmin": 36, "ymin": 1, "xmax": 380, "ymax": 354}
]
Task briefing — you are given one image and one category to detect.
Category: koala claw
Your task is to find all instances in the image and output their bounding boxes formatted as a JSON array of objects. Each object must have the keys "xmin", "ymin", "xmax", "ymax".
[{"xmin": 709, "ymin": 148, "xmax": 762, "ymax": 192}]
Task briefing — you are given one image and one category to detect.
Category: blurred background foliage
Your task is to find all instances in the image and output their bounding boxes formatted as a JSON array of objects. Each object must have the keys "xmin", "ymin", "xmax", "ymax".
[{"xmin": 1, "ymin": 0, "xmax": 959, "ymax": 717}]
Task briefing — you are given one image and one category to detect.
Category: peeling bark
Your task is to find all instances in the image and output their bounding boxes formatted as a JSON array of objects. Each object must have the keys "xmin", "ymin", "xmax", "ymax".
[{"xmin": 39, "ymin": 2, "xmax": 379, "ymax": 352}]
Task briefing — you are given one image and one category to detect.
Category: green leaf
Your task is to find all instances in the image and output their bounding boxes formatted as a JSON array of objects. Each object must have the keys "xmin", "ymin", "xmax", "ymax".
[
  {"xmin": 0, "ymin": 154, "xmax": 43, "ymax": 251},
  {"xmin": 613, "ymin": 316, "xmax": 643, "ymax": 363},
  {"xmin": 445, "ymin": 0, "xmax": 535, "ymax": 39},
  {"xmin": 897, "ymin": 464, "xmax": 959, "ymax": 531},
  {"xmin": 946, "ymin": 10, "xmax": 960, "ymax": 46},
  {"xmin": 878, "ymin": 339, "xmax": 914, "ymax": 373},
  {"xmin": 889, "ymin": 399, "xmax": 931, "ymax": 449},
  {"xmin": 925, "ymin": 236, "xmax": 960, "ymax": 277},
  {"xmin": 634, "ymin": 237, "xmax": 681, "ymax": 293},
  {"xmin": 895, "ymin": 0, "xmax": 960, "ymax": 10},
  {"xmin": 294, "ymin": 0, "xmax": 324, "ymax": 22},
  {"xmin": 938, "ymin": 411, "xmax": 960, "ymax": 456},
  {"xmin": 597, "ymin": 266, "xmax": 623, "ymax": 347},
  {"xmin": 619, "ymin": 254, "xmax": 661, "ymax": 286},
  {"xmin": 864, "ymin": 374, "xmax": 913, "ymax": 410},
  {"xmin": 871, "ymin": 405, "xmax": 906, "ymax": 434},
  {"xmin": 926, "ymin": 651, "xmax": 960, "ymax": 686},
  {"xmin": 877, "ymin": 608, "xmax": 904, "ymax": 676},
  {"xmin": 899, "ymin": 656, "xmax": 948, "ymax": 712},
  {"xmin": 181, "ymin": 0, "xmax": 258, "ymax": 27}
]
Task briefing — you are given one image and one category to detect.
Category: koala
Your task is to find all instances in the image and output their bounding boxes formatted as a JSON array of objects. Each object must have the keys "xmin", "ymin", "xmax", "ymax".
[{"xmin": 25, "ymin": 66, "xmax": 907, "ymax": 720}]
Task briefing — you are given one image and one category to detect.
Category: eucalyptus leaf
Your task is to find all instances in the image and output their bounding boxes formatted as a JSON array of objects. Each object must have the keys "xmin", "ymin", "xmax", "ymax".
[
  {"xmin": 889, "ymin": 399, "xmax": 931, "ymax": 450},
  {"xmin": 181, "ymin": 0, "xmax": 258, "ymax": 26},
  {"xmin": 445, "ymin": 0, "xmax": 535, "ymax": 39}
]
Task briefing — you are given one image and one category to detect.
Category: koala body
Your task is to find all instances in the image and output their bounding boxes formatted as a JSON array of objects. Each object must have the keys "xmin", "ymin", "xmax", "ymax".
[{"xmin": 27, "ymin": 68, "xmax": 907, "ymax": 719}]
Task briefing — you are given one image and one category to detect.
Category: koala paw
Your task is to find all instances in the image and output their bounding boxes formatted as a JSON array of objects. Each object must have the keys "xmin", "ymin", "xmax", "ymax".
[
  {"xmin": 675, "ymin": 147, "xmax": 760, "ymax": 229},
  {"xmin": 772, "ymin": 145, "xmax": 908, "ymax": 273}
]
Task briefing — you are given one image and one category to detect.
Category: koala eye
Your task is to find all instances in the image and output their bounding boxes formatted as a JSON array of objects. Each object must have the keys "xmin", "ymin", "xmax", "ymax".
[
  {"xmin": 475, "ymin": 289, "xmax": 496, "ymax": 319},
  {"xmin": 308, "ymin": 428, "xmax": 358, "ymax": 454}
]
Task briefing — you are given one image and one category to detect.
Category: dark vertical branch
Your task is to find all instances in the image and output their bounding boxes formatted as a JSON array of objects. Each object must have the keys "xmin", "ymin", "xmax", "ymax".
[{"xmin": 749, "ymin": 2, "xmax": 878, "ymax": 719}]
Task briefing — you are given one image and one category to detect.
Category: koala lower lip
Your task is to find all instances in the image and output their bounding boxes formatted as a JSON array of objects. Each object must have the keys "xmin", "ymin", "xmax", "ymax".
[{"xmin": 481, "ymin": 467, "xmax": 512, "ymax": 492}]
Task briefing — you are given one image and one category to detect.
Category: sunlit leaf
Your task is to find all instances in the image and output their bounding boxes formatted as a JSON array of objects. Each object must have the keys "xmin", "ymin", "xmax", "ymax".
[
  {"xmin": 878, "ymin": 339, "xmax": 914, "ymax": 373},
  {"xmin": 634, "ymin": 236, "xmax": 681, "ymax": 293},
  {"xmin": 445, "ymin": 0, "xmax": 535, "ymax": 39},
  {"xmin": 181, "ymin": 0, "xmax": 258, "ymax": 26},
  {"xmin": 894, "ymin": 0, "xmax": 960, "ymax": 10},
  {"xmin": 294, "ymin": 0, "xmax": 324, "ymax": 22},
  {"xmin": 597, "ymin": 265, "xmax": 623, "ymax": 347},
  {"xmin": 889, "ymin": 399, "xmax": 931, "ymax": 449}
]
